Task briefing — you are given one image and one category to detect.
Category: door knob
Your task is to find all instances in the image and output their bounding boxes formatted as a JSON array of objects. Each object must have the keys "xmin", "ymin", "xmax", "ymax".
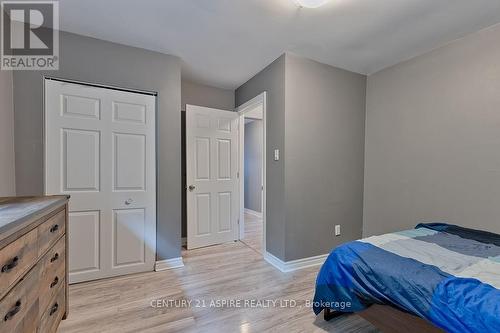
[
  {"xmin": 125, "ymin": 198, "xmax": 133, "ymax": 205},
  {"xmin": 188, "ymin": 185, "xmax": 196, "ymax": 192}
]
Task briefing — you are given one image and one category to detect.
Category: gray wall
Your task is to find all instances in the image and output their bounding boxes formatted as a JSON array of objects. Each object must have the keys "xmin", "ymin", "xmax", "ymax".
[
  {"xmin": 13, "ymin": 31, "xmax": 182, "ymax": 260},
  {"xmin": 181, "ymin": 79, "xmax": 234, "ymax": 111},
  {"xmin": 181, "ymin": 80, "xmax": 235, "ymax": 238},
  {"xmin": 284, "ymin": 54, "xmax": 366, "ymax": 261},
  {"xmin": 0, "ymin": 70, "xmax": 15, "ymax": 196},
  {"xmin": 364, "ymin": 23, "xmax": 500, "ymax": 236},
  {"xmin": 236, "ymin": 55, "xmax": 286, "ymax": 260},
  {"xmin": 236, "ymin": 54, "xmax": 366, "ymax": 261},
  {"xmin": 244, "ymin": 120, "xmax": 263, "ymax": 212}
]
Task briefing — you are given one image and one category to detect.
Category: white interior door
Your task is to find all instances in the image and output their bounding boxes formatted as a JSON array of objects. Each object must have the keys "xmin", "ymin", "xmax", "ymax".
[
  {"xmin": 45, "ymin": 79, "xmax": 156, "ymax": 283},
  {"xmin": 186, "ymin": 105, "xmax": 239, "ymax": 249}
]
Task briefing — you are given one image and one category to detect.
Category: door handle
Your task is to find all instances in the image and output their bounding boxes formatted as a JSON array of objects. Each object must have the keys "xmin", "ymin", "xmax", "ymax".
[
  {"xmin": 125, "ymin": 198, "xmax": 133, "ymax": 205},
  {"xmin": 188, "ymin": 185, "xmax": 196, "ymax": 192}
]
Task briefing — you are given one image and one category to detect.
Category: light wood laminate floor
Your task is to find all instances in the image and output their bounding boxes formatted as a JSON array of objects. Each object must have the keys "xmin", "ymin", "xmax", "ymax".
[
  {"xmin": 241, "ymin": 212, "xmax": 263, "ymax": 254},
  {"xmin": 58, "ymin": 241, "xmax": 378, "ymax": 333}
]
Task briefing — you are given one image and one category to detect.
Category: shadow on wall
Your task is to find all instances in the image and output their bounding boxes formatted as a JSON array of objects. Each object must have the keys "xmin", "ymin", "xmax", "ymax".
[{"xmin": 244, "ymin": 119, "xmax": 263, "ymax": 213}]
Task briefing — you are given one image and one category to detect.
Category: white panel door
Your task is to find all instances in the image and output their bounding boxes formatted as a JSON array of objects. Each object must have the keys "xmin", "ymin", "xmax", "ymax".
[
  {"xmin": 186, "ymin": 105, "xmax": 239, "ymax": 249},
  {"xmin": 45, "ymin": 79, "xmax": 156, "ymax": 283}
]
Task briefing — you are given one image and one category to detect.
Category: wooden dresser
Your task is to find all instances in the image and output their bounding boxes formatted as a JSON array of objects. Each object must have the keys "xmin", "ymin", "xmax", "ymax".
[{"xmin": 0, "ymin": 196, "xmax": 69, "ymax": 333}]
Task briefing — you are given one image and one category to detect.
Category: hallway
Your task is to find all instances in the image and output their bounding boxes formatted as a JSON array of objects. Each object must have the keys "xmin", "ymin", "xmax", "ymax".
[{"xmin": 241, "ymin": 211, "xmax": 263, "ymax": 254}]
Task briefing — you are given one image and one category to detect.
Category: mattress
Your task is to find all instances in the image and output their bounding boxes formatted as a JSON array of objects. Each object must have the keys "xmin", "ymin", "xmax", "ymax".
[{"xmin": 313, "ymin": 223, "xmax": 500, "ymax": 332}]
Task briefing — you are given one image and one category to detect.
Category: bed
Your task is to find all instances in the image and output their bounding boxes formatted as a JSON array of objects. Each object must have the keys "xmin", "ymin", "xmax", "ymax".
[{"xmin": 313, "ymin": 223, "xmax": 500, "ymax": 333}]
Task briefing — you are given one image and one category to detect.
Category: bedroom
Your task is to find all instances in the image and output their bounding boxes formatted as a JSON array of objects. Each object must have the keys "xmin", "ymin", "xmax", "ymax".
[{"xmin": 0, "ymin": 0, "xmax": 499, "ymax": 332}]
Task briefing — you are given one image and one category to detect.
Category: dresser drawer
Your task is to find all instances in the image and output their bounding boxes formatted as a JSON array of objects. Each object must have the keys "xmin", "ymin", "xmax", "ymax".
[
  {"xmin": 38, "ymin": 284, "xmax": 65, "ymax": 333},
  {"xmin": 0, "ymin": 263, "xmax": 41, "ymax": 333},
  {"xmin": 38, "ymin": 236, "xmax": 65, "ymax": 313},
  {"xmin": 0, "ymin": 228, "xmax": 38, "ymax": 300},
  {"xmin": 38, "ymin": 210, "xmax": 65, "ymax": 257}
]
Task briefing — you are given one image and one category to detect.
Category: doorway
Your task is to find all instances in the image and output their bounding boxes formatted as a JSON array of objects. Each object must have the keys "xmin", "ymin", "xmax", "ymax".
[
  {"xmin": 183, "ymin": 93, "xmax": 266, "ymax": 253},
  {"xmin": 237, "ymin": 92, "xmax": 266, "ymax": 255}
]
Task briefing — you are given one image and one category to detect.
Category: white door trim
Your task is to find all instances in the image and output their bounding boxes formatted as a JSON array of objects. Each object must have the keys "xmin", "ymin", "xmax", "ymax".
[{"xmin": 236, "ymin": 92, "xmax": 267, "ymax": 254}]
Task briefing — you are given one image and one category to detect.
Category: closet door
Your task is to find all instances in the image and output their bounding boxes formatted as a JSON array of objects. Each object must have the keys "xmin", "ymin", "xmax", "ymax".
[{"xmin": 45, "ymin": 79, "xmax": 156, "ymax": 283}]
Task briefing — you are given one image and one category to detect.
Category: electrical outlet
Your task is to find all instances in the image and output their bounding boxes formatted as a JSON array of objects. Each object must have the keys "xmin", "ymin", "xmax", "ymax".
[{"xmin": 334, "ymin": 225, "xmax": 341, "ymax": 236}]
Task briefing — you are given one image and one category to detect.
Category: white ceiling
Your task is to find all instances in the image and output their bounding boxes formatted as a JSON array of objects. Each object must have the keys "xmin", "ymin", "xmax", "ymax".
[{"xmin": 58, "ymin": 0, "xmax": 500, "ymax": 89}]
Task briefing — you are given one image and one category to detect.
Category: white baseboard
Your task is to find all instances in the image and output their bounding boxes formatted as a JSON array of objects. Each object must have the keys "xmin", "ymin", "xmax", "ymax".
[
  {"xmin": 244, "ymin": 208, "xmax": 262, "ymax": 218},
  {"xmin": 155, "ymin": 257, "xmax": 184, "ymax": 271},
  {"xmin": 264, "ymin": 251, "xmax": 328, "ymax": 273}
]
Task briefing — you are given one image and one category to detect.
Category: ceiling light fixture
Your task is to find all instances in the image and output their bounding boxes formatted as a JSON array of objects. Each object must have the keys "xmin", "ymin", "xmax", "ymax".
[{"xmin": 293, "ymin": 0, "xmax": 330, "ymax": 8}]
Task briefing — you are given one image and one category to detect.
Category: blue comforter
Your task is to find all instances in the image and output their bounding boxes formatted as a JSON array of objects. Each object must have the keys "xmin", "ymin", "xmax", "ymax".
[{"xmin": 313, "ymin": 224, "xmax": 500, "ymax": 332}]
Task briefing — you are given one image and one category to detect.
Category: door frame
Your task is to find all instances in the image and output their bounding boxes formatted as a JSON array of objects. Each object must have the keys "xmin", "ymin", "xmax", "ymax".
[
  {"xmin": 237, "ymin": 92, "xmax": 267, "ymax": 254},
  {"xmin": 43, "ymin": 76, "xmax": 159, "ymax": 280}
]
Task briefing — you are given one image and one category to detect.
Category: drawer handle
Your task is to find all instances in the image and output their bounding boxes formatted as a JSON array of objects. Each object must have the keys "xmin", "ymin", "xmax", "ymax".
[
  {"xmin": 49, "ymin": 303, "xmax": 59, "ymax": 316},
  {"xmin": 50, "ymin": 276, "xmax": 59, "ymax": 288},
  {"xmin": 4, "ymin": 300, "xmax": 21, "ymax": 321},
  {"xmin": 50, "ymin": 224, "xmax": 59, "ymax": 233},
  {"xmin": 50, "ymin": 253, "xmax": 59, "ymax": 263},
  {"xmin": 1, "ymin": 256, "xmax": 19, "ymax": 273}
]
